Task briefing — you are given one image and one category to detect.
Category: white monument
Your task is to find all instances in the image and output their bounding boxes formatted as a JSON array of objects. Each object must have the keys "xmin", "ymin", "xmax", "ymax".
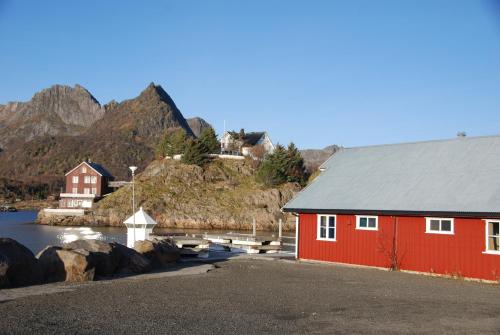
[{"xmin": 123, "ymin": 207, "xmax": 157, "ymax": 248}]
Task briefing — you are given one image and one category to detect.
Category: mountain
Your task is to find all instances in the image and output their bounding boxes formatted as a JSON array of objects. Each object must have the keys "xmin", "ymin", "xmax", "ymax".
[
  {"xmin": 0, "ymin": 83, "xmax": 198, "ymax": 200},
  {"xmin": 186, "ymin": 117, "xmax": 213, "ymax": 137},
  {"xmin": 0, "ymin": 85, "xmax": 105, "ymax": 149},
  {"xmin": 300, "ymin": 145, "xmax": 341, "ymax": 172}
]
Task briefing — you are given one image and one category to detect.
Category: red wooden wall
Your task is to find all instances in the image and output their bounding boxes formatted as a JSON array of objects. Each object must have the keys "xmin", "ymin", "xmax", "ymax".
[{"xmin": 298, "ymin": 213, "xmax": 500, "ymax": 281}]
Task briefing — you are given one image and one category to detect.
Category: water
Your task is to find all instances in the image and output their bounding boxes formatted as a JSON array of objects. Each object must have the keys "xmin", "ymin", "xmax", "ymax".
[
  {"xmin": 0, "ymin": 211, "xmax": 295, "ymax": 254},
  {"xmin": 0, "ymin": 211, "xmax": 126, "ymax": 254}
]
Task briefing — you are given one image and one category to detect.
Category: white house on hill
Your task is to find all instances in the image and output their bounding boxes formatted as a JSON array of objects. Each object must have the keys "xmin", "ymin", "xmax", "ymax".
[{"xmin": 220, "ymin": 130, "xmax": 275, "ymax": 157}]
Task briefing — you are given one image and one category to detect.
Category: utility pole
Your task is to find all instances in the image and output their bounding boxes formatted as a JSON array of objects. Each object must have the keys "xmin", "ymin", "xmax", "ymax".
[{"xmin": 129, "ymin": 166, "xmax": 138, "ymax": 247}]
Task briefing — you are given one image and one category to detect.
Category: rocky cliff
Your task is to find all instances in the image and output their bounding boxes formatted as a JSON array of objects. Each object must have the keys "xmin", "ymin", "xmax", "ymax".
[
  {"xmin": 37, "ymin": 158, "xmax": 300, "ymax": 231},
  {"xmin": 187, "ymin": 117, "xmax": 213, "ymax": 137},
  {"xmin": 0, "ymin": 83, "xmax": 199, "ymax": 198},
  {"xmin": 0, "ymin": 85, "xmax": 105, "ymax": 149}
]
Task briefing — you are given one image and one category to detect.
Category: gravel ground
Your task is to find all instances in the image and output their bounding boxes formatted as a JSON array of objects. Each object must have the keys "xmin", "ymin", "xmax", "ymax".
[{"xmin": 0, "ymin": 257, "xmax": 499, "ymax": 334}]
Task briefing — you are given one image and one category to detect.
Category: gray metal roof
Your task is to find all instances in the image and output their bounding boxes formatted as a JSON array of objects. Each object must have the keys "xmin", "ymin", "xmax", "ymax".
[{"xmin": 284, "ymin": 135, "xmax": 500, "ymax": 215}]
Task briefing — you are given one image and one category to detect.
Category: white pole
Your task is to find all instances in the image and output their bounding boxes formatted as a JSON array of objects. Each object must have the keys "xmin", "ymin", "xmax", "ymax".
[
  {"xmin": 132, "ymin": 170, "xmax": 136, "ymax": 246},
  {"xmin": 252, "ymin": 218, "xmax": 256, "ymax": 237},
  {"xmin": 279, "ymin": 219, "xmax": 282, "ymax": 240},
  {"xmin": 295, "ymin": 215, "xmax": 299, "ymax": 259}
]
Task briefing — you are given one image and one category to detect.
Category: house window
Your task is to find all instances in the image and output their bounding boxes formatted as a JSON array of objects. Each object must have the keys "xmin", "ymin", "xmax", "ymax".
[
  {"xmin": 72, "ymin": 176, "xmax": 78, "ymax": 184},
  {"xmin": 91, "ymin": 187, "xmax": 97, "ymax": 194},
  {"xmin": 84, "ymin": 188, "xmax": 90, "ymax": 194},
  {"xmin": 91, "ymin": 176, "xmax": 97, "ymax": 184},
  {"xmin": 84, "ymin": 176, "xmax": 91, "ymax": 183},
  {"xmin": 81, "ymin": 166, "xmax": 87, "ymax": 173},
  {"xmin": 317, "ymin": 215, "xmax": 336, "ymax": 241},
  {"xmin": 486, "ymin": 220, "xmax": 500, "ymax": 254},
  {"xmin": 356, "ymin": 215, "xmax": 378, "ymax": 230},
  {"xmin": 72, "ymin": 187, "xmax": 77, "ymax": 194},
  {"xmin": 425, "ymin": 218, "xmax": 454, "ymax": 235}
]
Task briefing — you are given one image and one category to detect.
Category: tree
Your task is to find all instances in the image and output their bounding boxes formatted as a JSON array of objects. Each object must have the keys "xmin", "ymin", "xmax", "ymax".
[
  {"xmin": 156, "ymin": 128, "xmax": 188, "ymax": 157},
  {"xmin": 285, "ymin": 142, "xmax": 309, "ymax": 186},
  {"xmin": 181, "ymin": 139, "xmax": 208, "ymax": 166},
  {"xmin": 256, "ymin": 145, "xmax": 288, "ymax": 186},
  {"xmin": 256, "ymin": 143, "xmax": 309, "ymax": 187},
  {"xmin": 198, "ymin": 127, "xmax": 220, "ymax": 154}
]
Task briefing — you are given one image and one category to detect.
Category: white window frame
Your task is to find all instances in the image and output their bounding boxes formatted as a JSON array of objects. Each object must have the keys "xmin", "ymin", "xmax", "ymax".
[
  {"xmin": 317, "ymin": 214, "xmax": 336, "ymax": 241},
  {"xmin": 91, "ymin": 187, "xmax": 97, "ymax": 194},
  {"xmin": 83, "ymin": 188, "xmax": 90, "ymax": 194},
  {"xmin": 356, "ymin": 215, "xmax": 378, "ymax": 231},
  {"xmin": 483, "ymin": 220, "xmax": 500, "ymax": 255},
  {"xmin": 72, "ymin": 176, "xmax": 78, "ymax": 184},
  {"xmin": 72, "ymin": 187, "xmax": 78, "ymax": 194},
  {"xmin": 425, "ymin": 217, "xmax": 454, "ymax": 235},
  {"xmin": 81, "ymin": 166, "xmax": 87, "ymax": 173},
  {"xmin": 91, "ymin": 176, "xmax": 97, "ymax": 184},
  {"xmin": 84, "ymin": 176, "xmax": 91, "ymax": 184}
]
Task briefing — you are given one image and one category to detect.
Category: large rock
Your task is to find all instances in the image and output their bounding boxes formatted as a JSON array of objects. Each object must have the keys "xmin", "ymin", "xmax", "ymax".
[
  {"xmin": 37, "ymin": 246, "xmax": 95, "ymax": 282},
  {"xmin": 112, "ymin": 243, "xmax": 152, "ymax": 274},
  {"xmin": 64, "ymin": 240, "xmax": 120, "ymax": 276},
  {"xmin": 134, "ymin": 239, "xmax": 180, "ymax": 267},
  {"xmin": 0, "ymin": 238, "xmax": 42, "ymax": 288}
]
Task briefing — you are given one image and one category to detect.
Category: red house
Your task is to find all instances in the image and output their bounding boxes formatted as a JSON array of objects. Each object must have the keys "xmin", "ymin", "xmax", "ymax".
[
  {"xmin": 59, "ymin": 161, "xmax": 114, "ymax": 209},
  {"xmin": 283, "ymin": 135, "xmax": 500, "ymax": 282}
]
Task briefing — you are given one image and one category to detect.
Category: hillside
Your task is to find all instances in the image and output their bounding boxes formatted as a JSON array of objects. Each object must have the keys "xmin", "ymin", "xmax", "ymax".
[
  {"xmin": 187, "ymin": 117, "xmax": 213, "ymax": 137},
  {"xmin": 38, "ymin": 158, "xmax": 300, "ymax": 231},
  {"xmin": 0, "ymin": 83, "xmax": 197, "ymax": 200}
]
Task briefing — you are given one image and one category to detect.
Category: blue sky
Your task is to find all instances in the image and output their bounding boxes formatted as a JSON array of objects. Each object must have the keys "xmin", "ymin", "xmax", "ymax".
[{"xmin": 1, "ymin": 0, "xmax": 500, "ymax": 149}]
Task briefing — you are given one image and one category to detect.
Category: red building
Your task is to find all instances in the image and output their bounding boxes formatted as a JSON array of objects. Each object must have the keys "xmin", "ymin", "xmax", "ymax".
[
  {"xmin": 59, "ymin": 161, "xmax": 114, "ymax": 209},
  {"xmin": 283, "ymin": 136, "xmax": 500, "ymax": 282}
]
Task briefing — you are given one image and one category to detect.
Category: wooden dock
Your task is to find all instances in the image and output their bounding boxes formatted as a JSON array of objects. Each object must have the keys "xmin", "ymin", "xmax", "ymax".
[{"xmin": 151, "ymin": 232, "xmax": 284, "ymax": 258}]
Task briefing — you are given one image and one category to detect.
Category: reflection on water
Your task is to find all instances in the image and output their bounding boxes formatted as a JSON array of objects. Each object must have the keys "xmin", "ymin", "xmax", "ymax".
[{"xmin": 0, "ymin": 211, "xmax": 294, "ymax": 254}]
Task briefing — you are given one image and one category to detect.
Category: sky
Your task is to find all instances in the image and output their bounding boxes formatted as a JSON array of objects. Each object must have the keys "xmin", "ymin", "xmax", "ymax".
[{"xmin": 1, "ymin": 0, "xmax": 500, "ymax": 149}]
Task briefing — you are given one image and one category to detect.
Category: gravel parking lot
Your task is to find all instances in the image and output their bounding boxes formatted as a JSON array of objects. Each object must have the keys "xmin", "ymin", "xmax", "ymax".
[{"xmin": 0, "ymin": 257, "xmax": 499, "ymax": 334}]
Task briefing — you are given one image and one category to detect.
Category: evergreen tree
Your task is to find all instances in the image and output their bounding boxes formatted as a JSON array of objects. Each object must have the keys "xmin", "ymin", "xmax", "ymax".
[
  {"xmin": 182, "ymin": 139, "xmax": 208, "ymax": 166},
  {"xmin": 198, "ymin": 127, "xmax": 220, "ymax": 154},
  {"xmin": 256, "ymin": 143, "xmax": 308, "ymax": 187},
  {"xmin": 285, "ymin": 142, "xmax": 308, "ymax": 186},
  {"xmin": 155, "ymin": 128, "xmax": 188, "ymax": 157}
]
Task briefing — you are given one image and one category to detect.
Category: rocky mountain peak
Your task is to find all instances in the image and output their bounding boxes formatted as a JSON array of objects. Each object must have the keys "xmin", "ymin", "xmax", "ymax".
[{"xmin": 187, "ymin": 117, "xmax": 213, "ymax": 137}]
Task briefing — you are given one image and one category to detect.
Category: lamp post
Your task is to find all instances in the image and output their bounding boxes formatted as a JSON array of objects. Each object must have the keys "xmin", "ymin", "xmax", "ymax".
[{"xmin": 129, "ymin": 166, "xmax": 138, "ymax": 246}]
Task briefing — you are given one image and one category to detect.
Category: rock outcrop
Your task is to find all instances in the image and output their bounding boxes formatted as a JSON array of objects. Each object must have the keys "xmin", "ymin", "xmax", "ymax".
[
  {"xmin": 37, "ymin": 246, "xmax": 95, "ymax": 282},
  {"xmin": 113, "ymin": 243, "xmax": 152, "ymax": 274},
  {"xmin": 37, "ymin": 158, "xmax": 300, "ymax": 231},
  {"xmin": 134, "ymin": 239, "xmax": 180, "ymax": 267},
  {"xmin": 65, "ymin": 239, "xmax": 122, "ymax": 276},
  {"xmin": 0, "ymin": 238, "xmax": 43, "ymax": 288}
]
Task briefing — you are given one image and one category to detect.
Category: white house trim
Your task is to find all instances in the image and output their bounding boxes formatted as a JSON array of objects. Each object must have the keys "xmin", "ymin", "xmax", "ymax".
[
  {"xmin": 425, "ymin": 217, "xmax": 454, "ymax": 235},
  {"xmin": 355, "ymin": 215, "xmax": 378, "ymax": 231},
  {"xmin": 317, "ymin": 214, "xmax": 336, "ymax": 241}
]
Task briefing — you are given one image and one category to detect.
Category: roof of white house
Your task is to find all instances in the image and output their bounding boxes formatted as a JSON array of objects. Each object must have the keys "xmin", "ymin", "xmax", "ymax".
[
  {"xmin": 124, "ymin": 207, "xmax": 157, "ymax": 226},
  {"xmin": 283, "ymin": 135, "xmax": 500, "ymax": 216}
]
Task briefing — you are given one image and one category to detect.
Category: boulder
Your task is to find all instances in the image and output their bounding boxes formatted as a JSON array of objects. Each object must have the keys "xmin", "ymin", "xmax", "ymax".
[
  {"xmin": 65, "ymin": 239, "xmax": 120, "ymax": 276},
  {"xmin": 37, "ymin": 246, "xmax": 95, "ymax": 282},
  {"xmin": 134, "ymin": 239, "xmax": 180, "ymax": 267},
  {"xmin": 0, "ymin": 238, "xmax": 42, "ymax": 288},
  {"xmin": 112, "ymin": 243, "xmax": 152, "ymax": 274}
]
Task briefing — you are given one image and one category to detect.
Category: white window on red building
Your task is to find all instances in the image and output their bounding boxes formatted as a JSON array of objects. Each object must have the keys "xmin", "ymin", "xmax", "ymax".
[
  {"xmin": 317, "ymin": 215, "xmax": 336, "ymax": 241},
  {"xmin": 84, "ymin": 176, "xmax": 91, "ymax": 183},
  {"xmin": 72, "ymin": 187, "xmax": 78, "ymax": 194},
  {"xmin": 82, "ymin": 166, "xmax": 87, "ymax": 173},
  {"xmin": 485, "ymin": 220, "xmax": 500, "ymax": 254},
  {"xmin": 72, "ymin": 176, "xmax": 78, "ymax": 184},
  {"xmin": 91, "ymin": 187, "xmax": 97, "ymax": 194},
  {"xmin": 91, "ymin": 176, "xmax": 97, "ymax": 184},
  {"xmin": 356, "ymin": 215, "xmax": 378, "ymax": 230},
  {"xmin": 425, "ymin": 218, "xmax": 454, "ymax": 235},
  {"xmin": 84, "ymin": 188, "xmax": 90, "ymax": 194}
]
